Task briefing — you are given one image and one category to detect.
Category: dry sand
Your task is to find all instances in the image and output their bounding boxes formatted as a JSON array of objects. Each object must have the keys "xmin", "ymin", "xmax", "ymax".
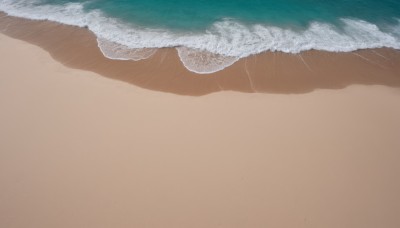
[{"xmin": 1, "ymin": 18, "xmax": 400, "ymax": 228}]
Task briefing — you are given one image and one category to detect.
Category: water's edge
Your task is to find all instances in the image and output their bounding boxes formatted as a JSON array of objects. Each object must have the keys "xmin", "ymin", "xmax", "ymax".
[{"xmin": 1, "ymin": 0, "xmax": 400, "ymax": 73}]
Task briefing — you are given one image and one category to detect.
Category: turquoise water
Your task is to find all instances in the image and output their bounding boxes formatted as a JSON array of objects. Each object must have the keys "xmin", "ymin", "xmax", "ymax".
[
  {"xmin": 1, "ymin": 0, "xmax": 400, "ymax": 73},
  {"xmin": 39, "ymin": 0, "xmax": 400, "ymax": 30}
]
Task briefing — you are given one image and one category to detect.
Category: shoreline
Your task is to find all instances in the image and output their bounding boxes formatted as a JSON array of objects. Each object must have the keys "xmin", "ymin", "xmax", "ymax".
[{"xmin": 1, "ymin": 12, "xmax": 400, "ymax": 95}]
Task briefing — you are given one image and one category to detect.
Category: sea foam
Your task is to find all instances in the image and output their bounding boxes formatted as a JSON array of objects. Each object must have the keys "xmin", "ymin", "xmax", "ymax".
[
  {"xmin": 97, "ymin": 38, "xmax": 157, "ymax": 61},
  {"xmin": 1, "ymin": 0, "xmax": 400, "ymax": 74},
  {"xmin": 176, "ymin": 47, "xmax": 239, "ymax": 74}
]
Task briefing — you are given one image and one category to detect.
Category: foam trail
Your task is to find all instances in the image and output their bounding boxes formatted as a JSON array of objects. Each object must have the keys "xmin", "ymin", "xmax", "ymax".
[
  {"xmin": 371, "ymin": 50, "xmax": 390, "ymax": 60},
  {"xmin": 297, "ymin": 54, "xmax": 313, "ymax": 72},
  {"xmin": 352, "ymin": 52, "xmax": 388, "ymax": 69},
  {"xmin": 244, "ymin": 59, "xmax": 256, "ymax": 92}
]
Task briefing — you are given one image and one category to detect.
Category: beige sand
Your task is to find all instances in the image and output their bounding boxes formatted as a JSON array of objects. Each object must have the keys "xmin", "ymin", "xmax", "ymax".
[{"xmin": 1, "ymin": 33, "xmax": 400, "ymax": 228}]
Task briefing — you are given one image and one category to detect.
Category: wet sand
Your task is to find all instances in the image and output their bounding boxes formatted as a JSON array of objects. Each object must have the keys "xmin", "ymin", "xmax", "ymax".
[
  {"xmin": 1, "ymin": 12, "xmax": 400, "ymax": 96},
  {"xmin": 1, "ymin": 13, "xmax": 400, "ymax": 228}
]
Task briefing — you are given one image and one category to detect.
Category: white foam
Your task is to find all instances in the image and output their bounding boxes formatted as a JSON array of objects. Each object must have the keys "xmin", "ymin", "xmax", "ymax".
[
  {"xmin": 97, "ymin": 38, "xmax": 156, "ymax": 61},
  {"xmin": 1, "ymin": 0, "xmax": 400, "ymax": 74},
  {"xmin": 176, "ymin": 47, "xmax": 239, "ymax": 74}
]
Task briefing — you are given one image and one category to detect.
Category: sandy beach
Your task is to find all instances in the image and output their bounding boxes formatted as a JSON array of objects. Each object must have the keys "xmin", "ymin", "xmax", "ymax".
[{"xmin": 1, "ymin": 14, "xmax": 400, "ymax": 228}]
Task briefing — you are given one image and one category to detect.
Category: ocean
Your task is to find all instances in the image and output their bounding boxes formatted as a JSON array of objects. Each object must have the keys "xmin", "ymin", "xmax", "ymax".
[{"xmin": 1, "ymin": 0, "xmax": 400, "ymax": 73}]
